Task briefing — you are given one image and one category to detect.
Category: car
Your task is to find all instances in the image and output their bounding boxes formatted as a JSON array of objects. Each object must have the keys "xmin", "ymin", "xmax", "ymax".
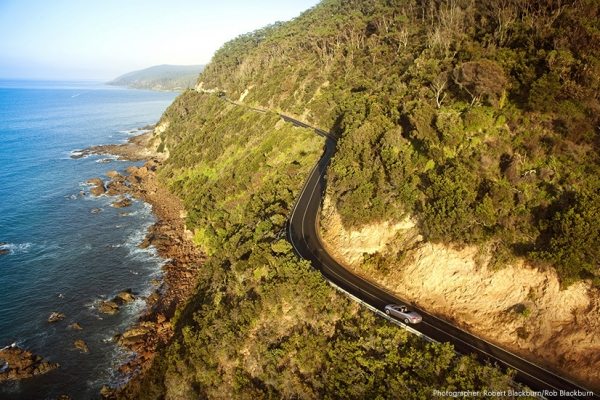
[{"xmin": 384, "ymin": 304, "xmax": 422, "ymax": 324}]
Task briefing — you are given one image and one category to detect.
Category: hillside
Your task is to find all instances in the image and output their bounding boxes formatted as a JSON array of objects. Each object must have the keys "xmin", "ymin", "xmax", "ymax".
[
  {"xmin": 118, "ymin": 90, "xmax": 515, "ymax": 399},
  {"xmin": 189, "ymin": 0, "xmax": 600, "ymax": 388},
  {"xmin": 116, "ymin": 0, "xmax": 600, "ymax": 397},
  {"xmin": 198, "ymin": 0, "xmax": 600, "ymax": 286},
  {"xmin": 108, "ymin": 64, "xmax": 204, "ymax": 91}
]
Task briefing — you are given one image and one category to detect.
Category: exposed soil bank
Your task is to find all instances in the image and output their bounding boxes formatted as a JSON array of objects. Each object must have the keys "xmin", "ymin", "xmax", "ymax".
[{"xmin": 319, "ymin": 194, "xmax": 600, "ymax": 392}]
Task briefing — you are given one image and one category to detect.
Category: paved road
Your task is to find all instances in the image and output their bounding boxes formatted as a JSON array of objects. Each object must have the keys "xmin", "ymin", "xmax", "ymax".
[{"xmin": 283, "ymin": 118, "xmax": 598, "ymax": 399}]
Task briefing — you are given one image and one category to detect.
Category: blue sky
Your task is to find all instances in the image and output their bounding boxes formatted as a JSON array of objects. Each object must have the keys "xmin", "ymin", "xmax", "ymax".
[{"xmin": 0, "ymin": 0, "xmax": 320, "ymax": 80}]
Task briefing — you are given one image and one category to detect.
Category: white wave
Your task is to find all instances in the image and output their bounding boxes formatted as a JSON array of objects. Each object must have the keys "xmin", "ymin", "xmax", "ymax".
[
  {"xmin": 0, "ymin": 242, "xmax": 32, "ymax": 255},
  {"xmin": 69, "ymin": 149, "xmax": 91, "ymax": 159},
  {"xmin": 96, "ymin": 157, "xmax": 115, "ymax": 164}
]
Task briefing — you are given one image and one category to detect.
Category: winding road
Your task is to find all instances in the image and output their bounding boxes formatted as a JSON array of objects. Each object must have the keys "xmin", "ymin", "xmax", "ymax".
[
  {"xmin": 208, "ymin": 91, "xmax": 597, "ymax": 398},
  {"xmin": 281, "ymin": 116, "xmax": 598, "ymax": 399}
]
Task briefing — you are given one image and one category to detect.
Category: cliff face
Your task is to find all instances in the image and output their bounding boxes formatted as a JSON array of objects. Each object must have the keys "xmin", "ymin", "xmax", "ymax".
[{"xmin": 320, "ymin": 193, "xmax": 600, "ymax": 390}]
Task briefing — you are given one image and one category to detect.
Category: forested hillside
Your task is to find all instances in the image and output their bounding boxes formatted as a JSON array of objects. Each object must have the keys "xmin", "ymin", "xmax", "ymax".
[
  {"xmin": 109, "ymin": 64, "xmax": 204, "ymax": 91},
  {"xmin": 121, "ymin": 92, "xmax": 515, "ymax": 398},
  {"xmin": 119, "ymin": 0, "xmax": 600, "ymax": 397},
  {"xmin": 197, "ymin": 0, "xmax": 600, "ymax": 286}
]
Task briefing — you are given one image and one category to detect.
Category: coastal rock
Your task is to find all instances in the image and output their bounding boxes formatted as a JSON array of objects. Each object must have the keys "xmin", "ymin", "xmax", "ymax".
[
  {"xmin": 87, "ymin": 178, "xmax": 106, "ymax": 196},
  {"xmin": 114, "ymin": 290, "xmax": 136, "ymax": 304},
  {"xmin": 0, "ymin": 242, "xmax": 9, "ymax": 255},
  {"xmin": 146, "ymin": 292, "xmax": 160, "ymax": 306},
  {"xmin": 100, "ymin": 384, "xmax": 116, "ymax": 399},
  {"xmin": 99, "ymin": 301, "xmax": 120, "ymax": 315},
  {"xmin": 111, "ymin": 197, "xmax": 132, "ymax": 208},
  {"xmin": 68, "ymin": 322, "xmax": 83, "ymax": 330},
  {"xmin": 118, "ymin": 324, "xmax": 153, "ymax": 347},
  {"xmin": 74, "ymin": 339, "xmax": 89, "ymax": 353},
  {"xmin": 106, "ymin": 180, "xmax": 127, "ymax": 196},
  {"xmin": 0, "ymin": 344, "xmax": 59, "ymax": 382},
  {"xmin": 106, "ymin": 170, "xmax": 121, "ymax": 179},
  {"xmin": 90, "ymin": 208, "xmax": 102, "ymax": 214},
  {"xmin": 48, "ymin": 312, "xmax": 65, "ymax": 323}
]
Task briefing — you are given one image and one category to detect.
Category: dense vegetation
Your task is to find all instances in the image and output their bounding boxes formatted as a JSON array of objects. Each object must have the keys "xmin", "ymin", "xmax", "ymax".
[
  {"xmin": 198, "ymin": 0, "xmax": 600, "ymax": 286},
  {"xmin": 120, "ymin": 92, "xmax": 518, "ymax": 398},
  {"xmin": 108, "ymin": 64, "xmax": 205, "ymax": 91}
]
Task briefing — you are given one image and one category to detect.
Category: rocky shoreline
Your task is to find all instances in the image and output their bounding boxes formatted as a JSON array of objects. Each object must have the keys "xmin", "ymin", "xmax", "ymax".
[
  {"xmin": 83, "ymin": 132, "xmax": 205, "ymax": 397},
  {"xmin": 71, "ymin": 128, "xmax": 157, "ymax": 162},
  {"xmin": 0, "ymin": 344, "xmax": 59, "ymax": 383}
]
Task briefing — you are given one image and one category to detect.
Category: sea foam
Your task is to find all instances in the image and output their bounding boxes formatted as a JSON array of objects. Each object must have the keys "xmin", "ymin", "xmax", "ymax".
[{"xmin": 0, "ymin": 242, "xmax": 32, "ymax": 255}]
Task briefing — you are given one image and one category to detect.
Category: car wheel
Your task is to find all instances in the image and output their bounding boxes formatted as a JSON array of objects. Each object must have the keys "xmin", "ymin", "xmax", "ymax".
[
  {"xmin": 404, "ymin": 318, "xmax": 409, "ymax": 324},
  {"xmin": 385, "ymin": 309, "xmax": 390, "ymax": 315}
]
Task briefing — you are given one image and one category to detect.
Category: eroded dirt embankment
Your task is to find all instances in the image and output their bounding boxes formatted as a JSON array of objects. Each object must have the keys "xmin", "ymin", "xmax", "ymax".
[{"xmin": 319, "ymin": 194, "xmax": 600, "ymax": 391}]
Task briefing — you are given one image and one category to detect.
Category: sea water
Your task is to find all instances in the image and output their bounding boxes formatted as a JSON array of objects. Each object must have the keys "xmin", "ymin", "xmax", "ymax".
[{"xmin": 0, "ymin": 80, "xmax": 177, "ymax": 399}]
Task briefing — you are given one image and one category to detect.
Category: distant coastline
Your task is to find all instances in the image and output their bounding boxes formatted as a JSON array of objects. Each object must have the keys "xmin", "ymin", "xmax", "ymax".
[{"xmin": 107, "ymin": 64, "xmax": 204, "ymax": 92}]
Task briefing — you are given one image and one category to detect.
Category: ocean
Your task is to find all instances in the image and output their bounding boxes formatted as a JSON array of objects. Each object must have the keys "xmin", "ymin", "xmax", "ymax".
[{"xmin": 0, "ymin": 80, "xmax": 177, "ymax": 399}]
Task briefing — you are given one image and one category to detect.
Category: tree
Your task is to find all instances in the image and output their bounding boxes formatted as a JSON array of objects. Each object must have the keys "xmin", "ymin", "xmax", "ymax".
[{"xmin": 453, "ymin": 60, "xmax": 508, "ymax": 106}]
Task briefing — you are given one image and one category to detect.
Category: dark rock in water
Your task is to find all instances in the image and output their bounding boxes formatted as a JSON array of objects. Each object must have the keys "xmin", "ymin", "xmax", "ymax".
[
  {"xmin": 99, "ymin": 300, "xmax": 120, "ymax": 315},
  {"xmin": 90, "ymin": 208, "xmax": 102, "ymax": 214},
  {"xmin": 68, "ymin": 322, "xmax": 83, "ymax": 330},
  {"xmin": 0, "ymin": 345, "xmax": 59, "ymax": 382},
  {"xmin": 0, "ymin": 249, "xmax": 8, "ymax": 256},
  {"xmin": 48, "ymin": 312, "xmax": 65, "ymax": 323},
  {"xmin": 87, "ymin": 178, "xmax": 106, "ymax": 196},
  {"xmin": 70, "ymin": 150, "xmax": 86, "ymax": 159},
  {"xmin": 74, "ymin": 339, "xmax": 89, "ymax": 353},
  {"xmin": 113, "ymin": 289, "xmax": 136, "ymax": 305},
  {"xmin": 111, "ymin": 197, "xmax": 132, "ymax": 208},
  {"xmin": 0, "ymin": 242, "xmax": 9, "ymax": 255},
  {"xmin": 97, "ymin": 158, "xmax": 112, "ymax": 164}
]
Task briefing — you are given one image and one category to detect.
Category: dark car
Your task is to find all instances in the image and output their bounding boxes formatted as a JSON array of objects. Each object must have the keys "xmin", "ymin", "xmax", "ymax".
[{"xmin": 384, "ymin": 304, "xmax": 422, "ymax": 324}]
